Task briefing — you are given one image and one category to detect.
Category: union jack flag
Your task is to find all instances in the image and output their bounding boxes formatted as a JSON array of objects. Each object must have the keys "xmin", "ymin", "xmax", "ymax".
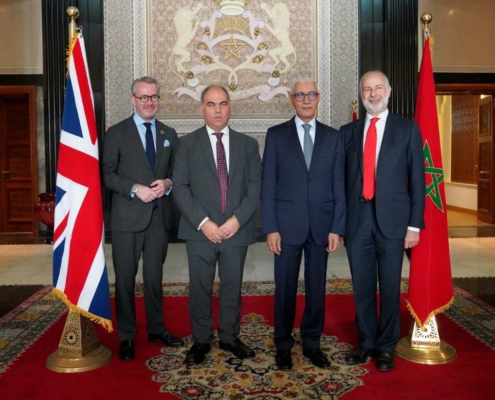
[{"xmin": 52, "ymin": 32, "xmax": 112, "ymax": 332}]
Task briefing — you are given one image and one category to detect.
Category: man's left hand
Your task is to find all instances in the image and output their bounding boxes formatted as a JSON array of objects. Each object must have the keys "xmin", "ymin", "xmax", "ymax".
[
  {"xmin": 150, "ymin": 179, "xmax": 172, "ymax": 198},
  {"xmin": 326, "ymin": 233, "xmax": 340, "ymax": 252},
  {"xmin": 404, "ymin": 230, "xmax": 420, "ymax": 249},
  {"xmin": 219, "ymin": 215, "xmax": 240, "ymax": 239}
]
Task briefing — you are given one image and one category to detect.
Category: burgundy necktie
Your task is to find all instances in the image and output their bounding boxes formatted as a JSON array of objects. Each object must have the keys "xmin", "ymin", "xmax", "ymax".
[
  {"xmin": 214, "ymin": 132, "xmax": 228, "ymax": 214},
  {"xmin": 362, "ymin": 117, "xmax": 379, "ymax": 200}
]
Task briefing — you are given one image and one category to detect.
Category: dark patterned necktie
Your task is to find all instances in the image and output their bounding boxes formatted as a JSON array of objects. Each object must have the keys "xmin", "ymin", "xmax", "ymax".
[
  {"xmin": 143, "ymin": 122, "xmax": 155, "ymax": 169},
  {"xmin": 214, "ymin": 132, "xmax": 228, "ymax": 214},
  {"xmin": 143, "ymin": 122, "xmax": 157, "ymax": 209},
  {"xmin": 362, "ymin": 117, "xmax": 379, "ymax": 200}
]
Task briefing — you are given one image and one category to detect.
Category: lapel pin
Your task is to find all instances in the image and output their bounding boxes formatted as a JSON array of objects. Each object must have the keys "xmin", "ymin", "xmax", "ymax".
[{"xmin": 160, "ymin": 130, "xmax": 165, "ymax": 135}]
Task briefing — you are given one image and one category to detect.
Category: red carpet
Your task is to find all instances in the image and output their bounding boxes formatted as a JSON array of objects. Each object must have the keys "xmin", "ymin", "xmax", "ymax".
[{"xmin": 0, "ymin": 282, "xmax": 494, "ymax": 399}]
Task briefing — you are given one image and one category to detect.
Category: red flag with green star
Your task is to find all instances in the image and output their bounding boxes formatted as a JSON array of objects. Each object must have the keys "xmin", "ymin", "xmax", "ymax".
[{"xmin": 406, "ymin": 36, "xmax": 454, "ymax": 328}]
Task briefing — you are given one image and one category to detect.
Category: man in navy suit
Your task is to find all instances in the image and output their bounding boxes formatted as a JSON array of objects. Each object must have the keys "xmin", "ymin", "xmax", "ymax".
[
  {"xmin": 261, "ymin": 78, "xmax": 345, "ymax": 370},
  {"xmin": 102, "ymin": 76, "xmax": 183, "ymax": 361},
  {"xmin": 340, "ymin": 71, "xmax": 425, "ymax": 372}
]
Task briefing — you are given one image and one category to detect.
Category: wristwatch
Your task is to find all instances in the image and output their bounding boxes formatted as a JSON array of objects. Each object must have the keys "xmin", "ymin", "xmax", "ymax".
[{"xmin": 131, "ymin": 184, "xmax": 138, "ymax": 194}]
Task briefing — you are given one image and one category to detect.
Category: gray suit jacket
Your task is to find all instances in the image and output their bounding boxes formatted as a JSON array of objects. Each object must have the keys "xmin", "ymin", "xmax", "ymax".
[
  {"xmin": 172, "ymin": 126, "xmax": 262, "ymax": 246},
  {"xmin": 102, "ymin": 115, "xmax": 178, "ymax": 232}
]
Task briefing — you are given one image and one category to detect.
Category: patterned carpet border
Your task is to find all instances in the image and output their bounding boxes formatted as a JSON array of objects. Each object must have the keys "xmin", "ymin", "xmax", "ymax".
[{"xmin": 2, "ymin": 279, "xmax": 495, "ymax": 380}]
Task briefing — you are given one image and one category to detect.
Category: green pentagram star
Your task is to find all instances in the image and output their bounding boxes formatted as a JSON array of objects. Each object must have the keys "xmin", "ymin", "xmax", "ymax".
[{"xmin": 423, "ymin": 141, "xmax": 445, "ymax": 211}]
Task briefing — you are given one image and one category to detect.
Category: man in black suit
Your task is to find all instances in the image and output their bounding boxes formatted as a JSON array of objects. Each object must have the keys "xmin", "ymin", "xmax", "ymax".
[
  {"xmin": 102, "ymin": 76, "xmax": 183, "ymax": 361},
  {"xmin": 173, "ymin": 85, "xmax": 262, "ymax": 365},
  {"xmin": 340, "ymin": 71, "xmax": 425, "ymax": 371},
  {"xmin": 261, "ymin": 78, "xmax": 346, "ymax": 370}
]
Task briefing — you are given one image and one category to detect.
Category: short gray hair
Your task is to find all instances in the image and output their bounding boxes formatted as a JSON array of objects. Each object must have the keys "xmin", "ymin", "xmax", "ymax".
[
  {"xmin": 131, "ymin": 76, "xmax": 160, "ymax": 95},
  {"xmin": 200, "ymin": 85, "xmax": 230, "ymax": 103},
  {"xmin": 359, "ymin": 71, "xmax": 390, "ymax": 91},
  {"xmin": 290, "ymin": 77, "xmax": 320, "ymax": 93}
]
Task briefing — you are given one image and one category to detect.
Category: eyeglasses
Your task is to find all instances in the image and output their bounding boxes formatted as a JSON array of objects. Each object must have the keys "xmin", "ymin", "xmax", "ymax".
[
  {"xmin": 133, "ymin": 95, "xmax": 160, "ymax": 103},
  {"xmin": 291, "ymin": 92, "xmax": 319, "ymax": 102}
]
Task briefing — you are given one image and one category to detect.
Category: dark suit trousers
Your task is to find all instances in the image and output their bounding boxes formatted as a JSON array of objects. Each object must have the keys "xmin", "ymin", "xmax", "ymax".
[
  {"xmin": 274, "ymin": 232, "xmax": 328, "ymax": 350},
  {"xmin": 346, "ymin": 201, "xmax": 404, "ymax": 352},
  {"xmin": 112, "ymin": 209, "xmax": 168, "ymax": 341},
  {"xmin": 186, "ymin": 240, "xmax": 248, "ymax": 344}
]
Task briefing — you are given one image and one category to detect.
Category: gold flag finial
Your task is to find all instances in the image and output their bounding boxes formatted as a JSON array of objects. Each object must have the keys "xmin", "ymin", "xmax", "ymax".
[
  {"xmin": 420, "ymin": 12, "xmax": 434, "ymax": 55},
  {"xmin": 67, "ymin": 6, "xmax": 80, "ymax": 42}
]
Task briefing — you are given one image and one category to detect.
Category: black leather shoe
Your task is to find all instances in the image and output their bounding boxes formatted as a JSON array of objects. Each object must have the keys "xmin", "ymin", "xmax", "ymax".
[
  {"xmin": 185, "ymin": 342, "xmax": 211, "ymax": 365},
  {"xmin": 118, "ymin": 340, "xmax": 134, "ymax": 362},
  {"xmin": 148, "ymin": 331, "xmax": 184, "ymax": 347},
  {"xmin": 303, "ymin": 348, "xmax": 330, "ymax": 368},
  {"xmin": 345, "ymin": 347, "xmax": 374, "ymax": 365},
  {"xmin": 375, "ymin": 351, "xmax": 395, "ymax": 372},
  {"xmin": 219, "ymin": 337, "xmax": 255, "ymax": 359},
  {"xmin": 275, "ymin": 349, "xmax": 292, "ymax": 370}
]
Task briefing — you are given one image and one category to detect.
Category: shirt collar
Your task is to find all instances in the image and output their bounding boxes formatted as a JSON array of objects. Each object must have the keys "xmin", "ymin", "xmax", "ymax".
[
  {"xmin": 206, "ymin": 125, "xmax": 230, "ymax": 136},
  {"xmin": 295, "ymin": 115, "xmax": 316, "ymax": 131},
  {"xmin": 133, "ymin": 113, "xmax": 156, "ymax": 127},
  {"xmin": 365, "ymin": 109, "xmax": 389, "ymax": 124}
]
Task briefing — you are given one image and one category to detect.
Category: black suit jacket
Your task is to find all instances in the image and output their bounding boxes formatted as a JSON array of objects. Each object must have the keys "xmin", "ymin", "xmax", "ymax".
[
  {"xmin": 172, "ymin": 126, "xmax": 262, "ymax": 246},
  {"xmin": 341, "ymin": 113, "xmax": 425, "ymax": 239},
  {"xmin": 101, "ymin": 116, "xmax": 178, "ymax": 232}
]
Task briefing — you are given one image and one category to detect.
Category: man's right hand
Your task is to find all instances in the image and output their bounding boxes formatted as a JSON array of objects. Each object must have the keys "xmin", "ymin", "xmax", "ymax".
[
  {"xmin": 266, "ymin": 232, "xmax": 282, "ymax": 255},
  {"xmin": 201, "ymin": 219, "xmax": 227, "ymax": 243},
  {"xmin": 135, "ymin": 184, "xmax": 158, "ymax": 203}
]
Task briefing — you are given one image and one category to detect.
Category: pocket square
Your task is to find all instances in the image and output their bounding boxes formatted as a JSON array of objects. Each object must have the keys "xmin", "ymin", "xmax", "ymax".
[{"xmin": 164, "ymin": 139, "xmax": 170, "ymax": 147}]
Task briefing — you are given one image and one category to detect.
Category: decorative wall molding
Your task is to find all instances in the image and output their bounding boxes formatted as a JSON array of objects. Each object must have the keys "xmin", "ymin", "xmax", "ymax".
[
  {"xmin": 434, "ymin": 65, "xmax": 495, "ymax": 73},
  {"xmin": 104, "ymin": 0, "xmax": 359, "ymax": 134}
]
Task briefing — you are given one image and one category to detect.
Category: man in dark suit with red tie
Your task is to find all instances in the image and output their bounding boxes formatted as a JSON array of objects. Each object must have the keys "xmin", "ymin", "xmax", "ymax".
[
  {"xmin": 261, "ymin": 78, "xmax": 346, "ymax": 370},
  {"xmin": 173, "ymin": 85, "xmax": 262, "ymax": 365},
  {"xmin": 340, "ymin": 71, "xmax": 425, "ymax": 372}
]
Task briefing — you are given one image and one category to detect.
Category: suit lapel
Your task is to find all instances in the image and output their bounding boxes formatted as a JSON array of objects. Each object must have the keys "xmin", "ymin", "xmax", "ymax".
[
  {"xmin": 154, "ymin": 121, "xmax": 165, "ymax": 170},
  {"xmin": 287, "ymin": 118, "xmax": 308, "ymax": 171},
  {"xmin": 198, "ymin": 126, "xmax": 218, "ymax": 177},
  {"xmin": 352, "ymin": 119, "xmax": 366, "ymax": 177},
  {"xmin": 126, "ymin": 118, "xmax": 150, "ymax": 168},
  {"xmin": 377, "ymin": 113, "xmax": 396, "ymax": 173},
  {"xmin": 228, "ymin": 129, "xmax": 240, "ymax": 185},
  {"xmin": 311, "ymin": 120, "xmax": 324, "ymax": 170}
]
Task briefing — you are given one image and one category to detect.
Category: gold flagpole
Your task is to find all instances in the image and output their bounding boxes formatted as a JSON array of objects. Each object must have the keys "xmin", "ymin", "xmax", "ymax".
[
  {"xmin": 45, "ymin": 7, "xmax": 112, "ymax": 373},
  {"xmin": 395, "ymin": 13, "xmax": 456, "ymax": 364}
]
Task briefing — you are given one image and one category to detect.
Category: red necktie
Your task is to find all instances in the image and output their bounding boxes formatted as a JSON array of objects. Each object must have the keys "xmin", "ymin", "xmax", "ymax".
[
  {"xmin": 214, "ymin": 132, "xmax": 228, "ymax": 214},
  {"xmin": 362, "ymin": 118, "xmax": 379, "ymax": 200}
]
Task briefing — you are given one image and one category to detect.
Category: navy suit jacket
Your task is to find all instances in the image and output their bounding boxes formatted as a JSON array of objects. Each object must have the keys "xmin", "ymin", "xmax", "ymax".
[
  {"xmin": 340, "ymin": 113, "xmax": 425, "ymax": 240},
  {"xmin": 261, "ymin": 117, "xmax": 346, "ymax": 246}
]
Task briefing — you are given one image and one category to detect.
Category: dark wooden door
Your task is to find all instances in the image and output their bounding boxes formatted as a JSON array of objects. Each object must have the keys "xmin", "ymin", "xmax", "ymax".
[
  {"xmin": 477, "ymin": 96, "xmax": 494, "ymax": 223},
  {"xmin": 0, "ymin": 86, "xmax": 38, "ymax": 233}
]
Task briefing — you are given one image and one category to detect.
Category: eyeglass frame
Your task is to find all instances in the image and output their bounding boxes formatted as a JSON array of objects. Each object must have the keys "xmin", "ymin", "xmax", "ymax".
[
  {"xmin": 291, "ymin": 91, "xmax": 320, "ymax": 102},
  {"xmin": 133, "ymin": 94, "xmax": 161, "ymax": 103}
]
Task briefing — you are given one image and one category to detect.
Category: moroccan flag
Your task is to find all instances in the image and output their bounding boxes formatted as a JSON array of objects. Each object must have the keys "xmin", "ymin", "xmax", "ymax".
[
  {"xmin": 406, "ymin": 36, "xmax": 453, "ymax": 328},
  {"xmin": 352, "ymin": 101, "xmax": 358, "ymax": 121},
  {"xmin": 52, "ymin": 32, "xmax": 112, "ymax": 332}
]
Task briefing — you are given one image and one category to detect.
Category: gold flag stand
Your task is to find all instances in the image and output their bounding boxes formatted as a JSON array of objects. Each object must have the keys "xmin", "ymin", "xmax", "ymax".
[
  {"xmin": 46, "ymin": 310, "xmax": 112, "ymax": 372},
  {"xmin": 396, "ymin": 316, "xmax": 456, "ymax": 364},
  {"xmin": 46, "ymin": 7, "xmax": 112, "ymax": 373}
]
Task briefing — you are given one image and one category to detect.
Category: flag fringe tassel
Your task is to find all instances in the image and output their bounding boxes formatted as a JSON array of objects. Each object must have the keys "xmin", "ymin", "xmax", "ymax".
[
  {"xmin": 65, "ymin": 33, "xmax": 78, "ymax": 77},
  {"xmin": 52, "ymin": 287, "xmax": 113, "ymax": 333},
  {"xmin": 405, "ymin": 295, "xmax": 454, "ymax": 330}
]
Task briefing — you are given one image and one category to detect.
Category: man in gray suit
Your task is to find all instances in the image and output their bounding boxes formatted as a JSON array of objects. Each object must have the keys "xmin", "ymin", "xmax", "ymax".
[
  {"xmin": 102, "ymin": 76, "xmax": 183, "ymax": 362},
  {"xmin": 173, "ymin": 85, "xmax": 262, "ymax": 365}
]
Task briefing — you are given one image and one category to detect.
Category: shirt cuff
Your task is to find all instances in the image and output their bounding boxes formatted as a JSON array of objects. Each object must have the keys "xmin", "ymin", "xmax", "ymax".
[
  {"xmin": 198, "ymin": 217, "xmax": 209, "ymax": 230},
  {"xmin": 407, "ymin": 226, "xmax": 420, "ymax": 232}
]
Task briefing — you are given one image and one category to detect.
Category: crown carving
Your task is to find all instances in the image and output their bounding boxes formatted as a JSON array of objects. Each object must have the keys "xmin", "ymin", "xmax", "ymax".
[{"xmin": 214, "ymin": 0, "xmax": 250, "ymax": 16}]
